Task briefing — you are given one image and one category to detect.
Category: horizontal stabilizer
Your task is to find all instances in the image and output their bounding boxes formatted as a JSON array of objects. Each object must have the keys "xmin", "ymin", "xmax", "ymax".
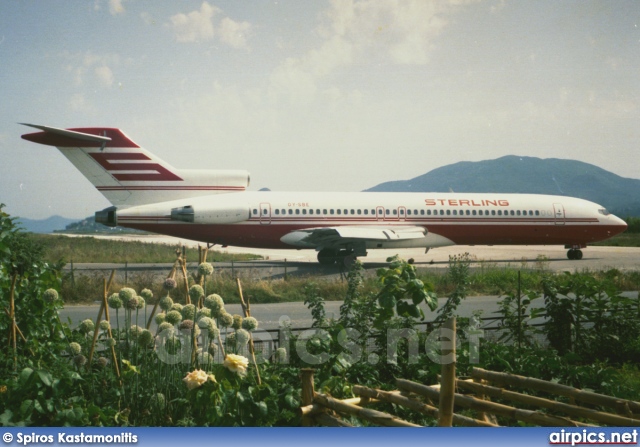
[{"xmin": 21, "ymin": 123, "xmax": 138, "ymax": 148}]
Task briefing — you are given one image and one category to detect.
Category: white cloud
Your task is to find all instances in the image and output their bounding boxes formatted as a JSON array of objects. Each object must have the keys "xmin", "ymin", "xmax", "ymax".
[
  {"xmin": 267, "ymin": 0, "xmax": 478, "ymax": 103},
  {"xmin": 62, "ymin": 51, "xmax": 119, "ymax": 88},
  {"xmin": 109, "ymin": 0, "xmax": 125, "ymax": 15},
  {"xmin": 169, "ymin": 2, "xmax": 218, "ymax": 43},
  {"xmin": 218, "ymin": 17, "xmax": 252, "ymax": 49},
  {"xmin": 93, "ymin": 0, "xmax": 126, "ymax": 15},
  {"xmin": 168, "ymin": 2, "xmax": 252, "ymax": 48},
  {"xmin": 95, "ymin": 65, "xmax": 114, "ymax": 87}
]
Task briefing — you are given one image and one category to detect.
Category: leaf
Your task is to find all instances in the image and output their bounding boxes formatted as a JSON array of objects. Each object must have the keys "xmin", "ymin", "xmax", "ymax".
[
  {"xmin": 36, "ymin": 370, "xmax": 53, "ymax": 387},
  {"xmin": 284, "ymin": 394, "xmax": 298, "ymax": 409},
  {"xmin": 256, "ymin": 401, "xmax": 268, "ymax": 417}
]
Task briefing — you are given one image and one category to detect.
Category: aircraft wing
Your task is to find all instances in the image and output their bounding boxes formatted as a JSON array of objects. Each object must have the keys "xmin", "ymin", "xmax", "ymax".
[{"xmin": 280, "ymin": 225, "xmax": 427, "ymax": 248}]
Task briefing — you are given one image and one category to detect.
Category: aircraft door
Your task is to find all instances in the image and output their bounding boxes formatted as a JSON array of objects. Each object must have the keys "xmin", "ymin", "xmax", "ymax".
[
  {"xmin": 376, "ymin": 206, "xmax": 384, "ymax": 221},
  {"xmin": 398, "ymin": 206, "xmax": 406, "ymax": 222},
  {"xmin": 260, "ymin": 202, "xmax": 271, "ymax": 225},
  {"xmin": 553, "ymin": 203, "xmax": 565, "ymax": 225}
]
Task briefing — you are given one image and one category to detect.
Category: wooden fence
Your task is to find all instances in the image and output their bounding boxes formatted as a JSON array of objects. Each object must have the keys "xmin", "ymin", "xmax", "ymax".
[{"xmin": 299, "ymin": 318, "xmax": 640, "ymax": 427}]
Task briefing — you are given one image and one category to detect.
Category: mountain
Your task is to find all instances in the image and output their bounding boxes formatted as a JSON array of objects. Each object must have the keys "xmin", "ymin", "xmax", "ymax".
[
  {"xmin": 365, "ymin": 156, "xmax": 640, "ymax": 216},
  {"xmin": 15, "ymin": 215, "xmax": 78, "ymax": 233}
]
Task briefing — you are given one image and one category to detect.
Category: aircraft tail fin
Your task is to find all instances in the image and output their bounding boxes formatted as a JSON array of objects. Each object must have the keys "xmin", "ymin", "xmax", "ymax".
[{"xmin": 21, "ymin": 124, "xmax": 250, "ymax": 207}]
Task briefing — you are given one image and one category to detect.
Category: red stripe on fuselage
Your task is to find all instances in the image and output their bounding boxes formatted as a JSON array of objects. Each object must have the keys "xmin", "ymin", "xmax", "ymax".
[
  {"xmin": 115, "ymin": 221, "xmax": 622, "ymax": 249},
  {"xmin": 90, "ymin": 153, "xmax": 183, "ymax": 182}
]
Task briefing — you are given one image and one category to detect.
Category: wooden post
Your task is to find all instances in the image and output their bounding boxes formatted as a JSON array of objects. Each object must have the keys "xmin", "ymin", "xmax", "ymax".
[
  {"xmin": 237, "ymin": 278, "xmax": 262, "ymax": 385},
  {"xmin": 9, "ymin": 273, "xmax": 18, "ymax": 371},
  {"xmin": 300, "ymin": 368, "xmax": 316, "ymax": 427},
  {"xmin": 438, "ymin": 317, "xmax": 456, "ymax": 427},
  {"xmin": 89, "ymin": 271, "xmax": 116, "ymax": 366}
]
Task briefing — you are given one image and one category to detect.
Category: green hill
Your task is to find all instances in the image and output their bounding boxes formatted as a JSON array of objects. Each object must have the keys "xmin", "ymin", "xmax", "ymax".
[{"xmin": 366, "ymin": 156, "xmax": 640, "ymax": 216}]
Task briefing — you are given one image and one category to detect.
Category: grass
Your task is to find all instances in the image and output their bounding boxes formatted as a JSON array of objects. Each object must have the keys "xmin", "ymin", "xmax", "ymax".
[
  {"xmin": 592, "ymin": 233, "xmax": 640, "ymax": 247},
  {"xmin": 29, "ymin": 234, "xmax": 262, "ymax": 264}
]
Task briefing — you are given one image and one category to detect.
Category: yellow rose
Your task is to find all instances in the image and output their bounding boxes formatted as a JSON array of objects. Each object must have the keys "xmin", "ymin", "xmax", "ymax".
[
  {"xmin": 223, "ymin": 354, "xmax": 249, "ymax": 376},
  {"xmin": 183, "ymin": 369, "xmax": 208, "ymax": 390}
]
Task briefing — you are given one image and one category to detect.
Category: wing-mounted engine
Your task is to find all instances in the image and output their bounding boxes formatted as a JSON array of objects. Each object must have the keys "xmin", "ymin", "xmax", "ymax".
[{"xmin": 96, "ymin": 198, "xmax": 250, "ymax": 227}]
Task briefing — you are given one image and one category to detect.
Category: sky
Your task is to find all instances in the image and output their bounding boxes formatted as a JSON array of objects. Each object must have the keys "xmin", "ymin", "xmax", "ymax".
[{"xmin": 1, "ymin": 0, "xmax": 639, "ymax": 220}]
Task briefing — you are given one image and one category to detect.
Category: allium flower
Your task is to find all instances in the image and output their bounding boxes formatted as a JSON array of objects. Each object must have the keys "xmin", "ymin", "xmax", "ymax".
[
  {"xmin": 179, "ymin": 319, "xmax": 194, "ymax": 331},
  {"xmin": 119, "ymin": 287, "xmax": 137, "ymax": 305},
  {"xmin": 104, "ymin": 337, "xmax": 116, "ymax": 348},
  {"xmin": 96, "ymin": 357, "xmax": 109, "ymax": 368},
  {"xmin": 235, "ymin": 329, "xmax": 251, "ymax": 347},
  {"xmin": 108, "ymin": 293, "xmax": 122, "ymax": 309},
  {"xmin": 275, "ymin": 347, "xmax": 287, "ymax": 363},
  {"xmin": 149, "ymin": 393, "xmax": 166, "ymax": 410},
  {"xmin": 73, "ymin": 354, "xmax": 87, "ymax": 367},
  {"xmin": 138, "ymin": 329, "xmax": 153, "ymax": 347},
  {"xmin": 163, "ymin": 278, "xmax": 177, "ymax": 290},
  {"xmin": 165, "ymin": 310, "xmax": 182, "ymax": 325},
  {"xmin": 225, "ymin": 332, "xmax": 237, "ymax": 348},
  {"xmin": 196, "ymin": 308, "xmax": 211, "ymax": 320},
  {"xmin": 140, "ymin": 288, "xmax": 153, "ymax": 301},
  {"xmin": 158, "ymin": 322, "xmax": 175, "ymax": 333},
  {"xmin": 130, "ymin": 325, "xmax": 143, "ymax": 337},
  {"xmin": 126, "ymin": 296, "xmax": 140, "ymax": 310},
  {"xmin": 155, "ymin": 313, "xmax": 166, "ymax": 325},
  {"xmin": 136, "ymin": 296, "xmax": 146, "ymax": 309},
  {"xmin": 197, "ymin": 317, "xmax": 217, "ymax": 332},
  {"xmin": 181, "ymin": 304, "xmax": 196, "ymax": 321},
  {"xmin": 69, "ymin": 342, "xmax": 82, "ymax": 355},
  {"xmin": 189, "ymin": 285, "xmax": 204, "ymax": 302},
  {"xmin": 197, "ymin": 351, "xmax": 213, "ymax": 366},
  {"xmin": 207, "ymin": 341, "xmax": 218, "ymax": 356},
  {"xmin": 99, "ymin": 320, "xmax": 111, "ymax": 331},
  {"xmin": 204, "ymin": 294, "xmax": 225, "ymax": 316},
  {"xmin": 79, "ymin": 319, "xmax": 95, "ymax": 334},
  {"xmin": 43, "ymin": 289, "xmax": 59, "ymax": 302},
  {"xmin": 198, "ymin": 262, "xmax": 214, "ymax": 276},
  {"xmin": 242, "ymin": 316, "xmax": 258, "ymax": 331},
  {"xmin": 219, "ymin": 312, "xmax": 234, "ymax": 328},
  {"xmin": 183, "ymin": 369, "xmax": 208, "ymax": 390},
  {"xmin": 223, "ymin": 354, "xmax": 249, "ymax": 376},
  {"xmin": 170, "ymin": 303, "xmax": 183, "ymax": 313},
  {"xmin": 232, "ymin": 315, "xmax": 243, "ymax": 330},
  {"xmin": 159, "ymin": 296, "xmax": 174, "ymax": 311}
]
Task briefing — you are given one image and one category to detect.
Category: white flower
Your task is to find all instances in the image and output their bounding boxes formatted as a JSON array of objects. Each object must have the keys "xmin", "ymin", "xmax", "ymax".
[
  {"xmin": 223, "ymin": 354, "xmax": 249, "ymax": 376},
  {"xmin": 183, "ymin": 369, "xmax": 209, "ymax": 390}
]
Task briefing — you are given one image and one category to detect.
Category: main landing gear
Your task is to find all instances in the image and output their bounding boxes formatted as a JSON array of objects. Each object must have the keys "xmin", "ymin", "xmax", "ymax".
[
  {"xmin": 317, "ymin": 248, "xmax": 357, "ymax": 267},
  {"xmin": 566, "ymin": 248, "xmax": 584, "ymax": 260}
]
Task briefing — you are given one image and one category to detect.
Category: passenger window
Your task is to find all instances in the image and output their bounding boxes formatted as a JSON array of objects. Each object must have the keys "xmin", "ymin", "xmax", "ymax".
[
  {"xmin": 344, "ymin": 209, "xmax": 348, "ymax": 214},
  {"xmin": 446, "ymin": 210, "xmax": 451, "ymax": 215},
  {"xmin": 351, "ymin": 209, "xmax": 355, "ymax": 215},
  {"xmin": 421, "ymin": 210, "xmax": 425, "ymax": 215},
  {"xmin": 295, "ymin": 209, "xmax": 300, "ymax": 215},
  {"xmin": 252, "ymin": 209, "xmax": 258, "ymax": 215},
  {"xmin": 516, "ymin": 210, "xmax": 521, "ymax": 216},
  {"xmin": 386, "ymin": 209, "xmax": 390, "ymax": 215},
  {"xmin": 472, "ymin": 210, "xmax": 477, "ymax": 216},
  {"xmin": 510, "ymin": 210, "xmax": 515, "ymax": 216},
  {"xmin": 302, "ymin": 209, "xmax": 307, "ymax": 215},
  {"xmin": 309, "ymin": 209, "xmax": 313, "ymax": 215},
  {"xmin": 407, "ymin": 210, "xmax": 411, "ymax": 215},
  {"xmin": 535, "ymin": 210, "xmax": 540, "ymax": 216},
  {"xmin": 393, "ymin": 209, "xmax": 397, "ymax": 215},
  {"xmin": 364, "ymin": 209, "xmax": 368, "ymax": 215},
  {"xmin": 337, "ymin": 209, "xmax": 341, "ymax": 215},
  {"xmin": 275, "ymin": 209, "xmax": 279, "ymax": 215},
  {"xmin": 330, "ymin": 209, "xmax": 334, "ymax": 215},
  {"xmin": 491, "ymin": 210, "xmax": 496, "ymax": 216}
]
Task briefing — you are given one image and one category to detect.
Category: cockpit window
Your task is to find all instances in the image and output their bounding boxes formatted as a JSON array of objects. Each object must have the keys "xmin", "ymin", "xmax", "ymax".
[{"xmin": 598, "ymin": 208, "xmax": 610, "ymax": 216}]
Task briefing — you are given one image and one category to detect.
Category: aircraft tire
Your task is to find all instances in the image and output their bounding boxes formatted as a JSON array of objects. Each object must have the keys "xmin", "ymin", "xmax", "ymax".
[
  {"xmin": 567, "ymin": 249, "xmax": 575, "ymax": 260},
  {"xmin": 575, "ymin": 249, "xmax": 583, "ymax": 260}
]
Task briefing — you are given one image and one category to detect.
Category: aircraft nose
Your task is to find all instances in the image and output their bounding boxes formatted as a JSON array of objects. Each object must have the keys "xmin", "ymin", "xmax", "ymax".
[{"xmin": 611, "ymin": 215, "xmax": 628, "ymax": 236}]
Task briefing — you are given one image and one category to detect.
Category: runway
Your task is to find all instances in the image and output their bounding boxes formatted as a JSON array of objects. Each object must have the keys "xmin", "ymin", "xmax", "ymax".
[{"xmin": 71, "ymin": 233, "xmax": 640, "ymax": 274}]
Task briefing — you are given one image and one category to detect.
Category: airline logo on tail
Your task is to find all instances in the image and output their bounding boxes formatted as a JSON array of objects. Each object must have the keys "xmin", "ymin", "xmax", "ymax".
[{"xmin": 89, "ymin": 153, "xmax": 183, "ymax": 182}]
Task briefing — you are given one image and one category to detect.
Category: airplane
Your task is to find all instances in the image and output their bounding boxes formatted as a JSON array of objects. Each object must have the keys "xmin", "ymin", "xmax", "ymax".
[{"xmin": 21, "ymin": 124, "xmax": 628, "ymax": 265}]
